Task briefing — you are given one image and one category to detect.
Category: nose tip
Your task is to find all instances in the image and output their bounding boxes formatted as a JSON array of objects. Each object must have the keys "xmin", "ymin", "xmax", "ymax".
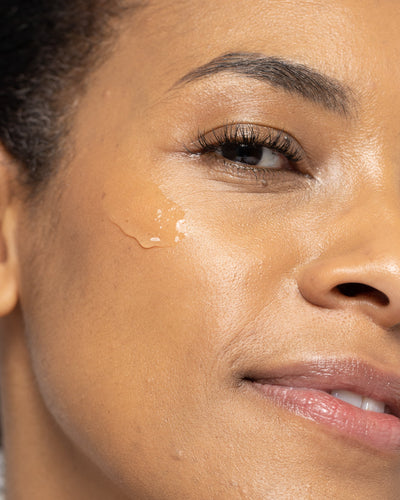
[{"xmin": 298, "ymin": 256, "xmax": 400, "ymax": 329}]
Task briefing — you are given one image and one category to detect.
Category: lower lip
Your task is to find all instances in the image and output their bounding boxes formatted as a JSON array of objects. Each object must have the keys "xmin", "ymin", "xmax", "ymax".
[{"xmin": 250, "ymin": 382, "xmax": 400, "ymax": 453}]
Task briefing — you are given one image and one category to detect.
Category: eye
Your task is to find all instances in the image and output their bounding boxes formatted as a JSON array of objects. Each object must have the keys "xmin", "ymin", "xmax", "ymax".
[
  {"xmin": 188, "ymin": 123, "xmax": 304, "ymax": 170},
  {"xmin": 215, "ymin": 142, "xmax": 285, "ymax": 169},
  {"xmin": 184, "ymin": 123, "xmax": 311, "ymax": 190}
]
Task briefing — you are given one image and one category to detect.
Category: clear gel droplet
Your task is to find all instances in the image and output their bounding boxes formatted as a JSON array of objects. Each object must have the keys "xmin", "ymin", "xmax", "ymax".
[{"xmin": 103, "ymin": 172, "xmax": 187, "ymax": 249}]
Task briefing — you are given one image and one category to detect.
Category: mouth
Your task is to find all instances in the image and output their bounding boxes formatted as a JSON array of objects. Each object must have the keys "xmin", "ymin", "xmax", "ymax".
[{"xmin": 243, "ymin": 359, "xmax": 400, "ymax": 453}]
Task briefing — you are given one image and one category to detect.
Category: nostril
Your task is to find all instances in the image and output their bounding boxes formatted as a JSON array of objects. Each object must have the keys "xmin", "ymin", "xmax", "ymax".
[{"xmin": 335, "ymin": 283, "xmax": 390, "ymax": 306}]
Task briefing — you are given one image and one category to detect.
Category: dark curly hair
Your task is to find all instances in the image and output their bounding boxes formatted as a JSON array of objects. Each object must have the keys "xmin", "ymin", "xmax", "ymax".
[{"xmin": 0, "ymin": 1, "xmax": 141, "ymax": 189}]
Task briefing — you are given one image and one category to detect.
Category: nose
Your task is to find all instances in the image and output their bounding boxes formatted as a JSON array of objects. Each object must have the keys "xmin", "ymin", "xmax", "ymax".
[{"xmin": 297, "ymin": 221, "xmax": 400, "ymax": 330}]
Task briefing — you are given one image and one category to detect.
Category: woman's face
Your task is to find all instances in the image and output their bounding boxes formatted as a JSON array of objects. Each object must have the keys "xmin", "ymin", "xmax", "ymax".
[{"xmin": 15, "ymin": 0, "xmax": 400, "ymax": 497}]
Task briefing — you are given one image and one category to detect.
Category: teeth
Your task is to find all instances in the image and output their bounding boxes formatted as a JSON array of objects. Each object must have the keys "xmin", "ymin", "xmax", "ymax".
[
  {"xmin": 331, "ymin": 390, "xmax": 363, "ymax": 408},
  {"xmin": 330, "ymin": 390, "xmax": 385, "ymax": 413},
  {"xmin": 361, "ymin": 397, "xmax": 386, "ymax": 413}
]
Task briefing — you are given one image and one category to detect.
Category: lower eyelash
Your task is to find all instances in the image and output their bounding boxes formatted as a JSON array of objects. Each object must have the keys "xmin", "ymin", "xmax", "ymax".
[
  {"xmin": 215, "ymin": 157, "xmax": 302, "ymax": 182},
  {"xmin": 221, "ymin": 160, "xmax": 276, "ymax": 180}
]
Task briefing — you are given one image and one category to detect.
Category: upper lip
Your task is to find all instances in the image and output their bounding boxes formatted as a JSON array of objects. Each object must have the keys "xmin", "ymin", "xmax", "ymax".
[{"xmin": 244, "ymin": 358, "xmax": 400, "ymax": 417}]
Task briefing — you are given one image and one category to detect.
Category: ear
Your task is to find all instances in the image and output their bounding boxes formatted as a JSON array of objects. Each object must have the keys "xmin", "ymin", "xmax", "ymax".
[{"xmin": 0, "ymin": 146, "xmax": 19, "ymax": 317}]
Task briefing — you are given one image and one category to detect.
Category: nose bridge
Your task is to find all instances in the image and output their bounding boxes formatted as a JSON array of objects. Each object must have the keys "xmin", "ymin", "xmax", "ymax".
[
  {"xmin": 298, "ymin": 188, "xmax": 400, "ymax": 329},
  {"xmin": 334, "ymin": 183, "xmax": 400, "ymax": 255}
]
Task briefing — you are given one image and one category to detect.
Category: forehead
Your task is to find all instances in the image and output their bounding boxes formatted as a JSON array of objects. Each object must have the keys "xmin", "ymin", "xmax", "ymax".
[
  {"xmin": 132, "ymin": 2, "xmax": 398, "ymax": 70},
  {"xmin": 107, "ymin": 0, "xmax": 399, "ymax": 117}
]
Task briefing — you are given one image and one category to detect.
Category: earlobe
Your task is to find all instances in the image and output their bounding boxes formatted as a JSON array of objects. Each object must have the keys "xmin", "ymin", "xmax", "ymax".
[
  {"xmin": 0, "ymin": 149, "xmax": 19, "ymax": 318},
  {"xmin": 0, "ymin": 209, "xmax": 19, "ymax": 317}
]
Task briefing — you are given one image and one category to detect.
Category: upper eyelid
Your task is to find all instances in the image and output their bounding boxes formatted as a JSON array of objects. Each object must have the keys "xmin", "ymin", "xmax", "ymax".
[{"xmin": 192, "ymin": 123, "xmax": 300, "ymax": 144}]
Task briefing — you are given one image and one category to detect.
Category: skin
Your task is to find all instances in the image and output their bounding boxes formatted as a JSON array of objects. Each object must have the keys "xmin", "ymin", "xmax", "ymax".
[{"xmin": 0, "ymin": 0, "xmax": 400, "ymax": 498}]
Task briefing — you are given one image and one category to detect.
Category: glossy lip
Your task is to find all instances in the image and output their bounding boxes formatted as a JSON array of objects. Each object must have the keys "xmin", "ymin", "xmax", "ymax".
[{"xmin": 244, "ymin": 358, "xmax": 400, "ymax": 453}]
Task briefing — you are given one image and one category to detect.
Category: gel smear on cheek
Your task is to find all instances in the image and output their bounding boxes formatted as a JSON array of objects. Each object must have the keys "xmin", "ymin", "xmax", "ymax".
[{"xmin": 103, "ymin": 173, "xmax": 187, "ymax": 249}]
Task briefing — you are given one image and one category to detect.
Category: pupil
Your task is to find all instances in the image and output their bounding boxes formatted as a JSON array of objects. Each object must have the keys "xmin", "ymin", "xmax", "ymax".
[{"xmin": 221, "ymin": 143, "xmax": 263, "ymax": 165}]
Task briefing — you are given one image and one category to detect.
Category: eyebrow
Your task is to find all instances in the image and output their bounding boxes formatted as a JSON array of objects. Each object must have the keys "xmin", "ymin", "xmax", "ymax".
[{"xmin": 173, "ymin": 52, "xmax": 354, "ymax": 116}]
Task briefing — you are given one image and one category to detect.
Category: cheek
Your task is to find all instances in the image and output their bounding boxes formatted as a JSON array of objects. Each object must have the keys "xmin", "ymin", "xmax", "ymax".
[
  {"xmin": 16, "ymin": 170, "xmax": 314, "ymax": 495},
  {"xmin": 15, "ymin": 191, "xmax": 265, "ymax": 488}
]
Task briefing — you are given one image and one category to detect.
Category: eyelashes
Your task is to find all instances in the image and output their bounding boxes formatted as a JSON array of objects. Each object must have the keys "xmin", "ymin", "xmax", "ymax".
[
  {"xmin": 194, "ymin": 123, "xmax": 303, "ymax": 164},
  {"xmin": 184, "ymin": 123, "xmax": 311, "ymax": 186}
]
